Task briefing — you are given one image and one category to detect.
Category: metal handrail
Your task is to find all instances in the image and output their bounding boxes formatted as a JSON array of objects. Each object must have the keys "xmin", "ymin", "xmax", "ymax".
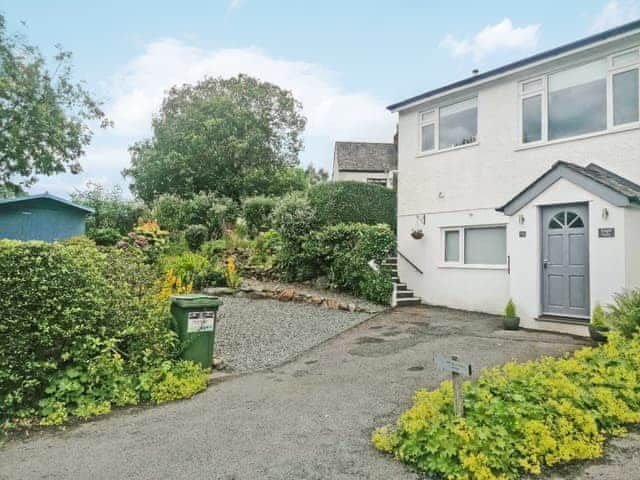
[{"xmin": 397, "ymin": 250, "xmax": 423, "ymax": 275}]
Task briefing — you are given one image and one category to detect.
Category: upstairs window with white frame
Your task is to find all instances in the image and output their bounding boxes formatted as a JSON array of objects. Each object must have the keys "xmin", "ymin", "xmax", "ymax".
[
  {"xmin": 443, "ymin": 226, "xmax": 507, "ymax": 267},
  {"xmin": 419, "ymin": 97, "xmax": 478, "ymax": 153},
  {"xmin": 519, "ymin": 47, "xmax": 640, "ymax": 145}
]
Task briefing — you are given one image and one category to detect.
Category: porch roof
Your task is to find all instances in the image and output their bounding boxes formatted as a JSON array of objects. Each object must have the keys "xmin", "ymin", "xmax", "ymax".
[{"xmin": 497, "ymin": 161, "xmax": 640, "ymax": 216}]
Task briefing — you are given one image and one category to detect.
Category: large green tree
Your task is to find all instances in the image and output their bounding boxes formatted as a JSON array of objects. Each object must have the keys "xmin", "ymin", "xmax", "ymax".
[
  {"xmin": 0, "ymin": 15, "xmax": 110, "ymax": 193},
  {"xmin": 124, "ymin": 74, "xmax": 306, "ymax": 202}
]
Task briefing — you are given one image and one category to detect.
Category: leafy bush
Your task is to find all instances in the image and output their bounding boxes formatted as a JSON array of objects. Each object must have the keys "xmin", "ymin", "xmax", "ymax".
[
  {"xmin": 592, "ymin": 303, "xmax": 606, "ymax": 327},
  {"xmin": 308, "ymin": 181, "xmax": 396, "ymax": 228},
  {"xmin": 0, "ymin": 240, "xmax": 208, "ymax": 429},
  {"xmin": 72, "ymin": 183, "xmax": 148, "ymax": 235},
  {"xmin": 271, "ymin": 192, "xmax": 319, "ymax": 281},
  {"xmin": 200, "ymin": 239, "xmax": 227, "ymax": 260},
  {"xmin": 151, "ymin": 193, "xmax": 239, "ymax": 239},
  {"xmin": 373, "ymin": 332, "xmax": 640, "ymax": 479},
  {"xmin": 90, "ymin": 227, "xmax": 121, "ymax": 246},
  {"xmin": 606, "ymin": 290, "xmax": 640, "ymax": 337},
  {"xmin": 162, "ymin": 253, "xmax": 223, "ymax": 290},
  {"xmin": 251, "ymin": 229, "xmax": 282, "ymax": 266},
  {"xmin": 243, "ymin": 196, "xmax": 277, "ymax": 236},
  {"xmin": 302, "ymin": 223, "xmax": 395, "ymax": 303},
  {"xmin": 117, "ymin": 220, "xmax": 168, "ymax": 264},
  {"xmin": 185, "ymin": 224, "xmax": 209, "ymax": 251}
]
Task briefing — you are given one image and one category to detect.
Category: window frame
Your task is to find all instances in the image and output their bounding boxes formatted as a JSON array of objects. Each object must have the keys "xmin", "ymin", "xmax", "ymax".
[
  {"xmin": 418, "ymin": 96, "xmax": 479, "ymax": 155},
  {"xmin": 441, "ymin": 225, "xmax": 508, "ymax": 269},
  {"xmin": 518, "ymin": 46, "xmax": 640, "ymax": 147}
]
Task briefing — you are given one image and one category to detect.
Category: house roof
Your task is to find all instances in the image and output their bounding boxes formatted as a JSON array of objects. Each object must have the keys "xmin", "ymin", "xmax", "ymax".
[
  {"xmin": 0, "ymin": 193, "xmax": 94, "ymax": 213},
  {"xmin": 497, "ymin": 161, "xmax": 640, "ymax": 216},
  {"xmin": 388, "ymin": 19, "xmax": 640, "ymax": 112},
  {"xmin": 334, "ymin": 141, "xmax": 397, "ymax": 172}
]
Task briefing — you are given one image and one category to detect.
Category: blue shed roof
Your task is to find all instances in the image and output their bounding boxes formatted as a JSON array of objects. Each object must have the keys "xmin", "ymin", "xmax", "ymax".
[
  {"xmin": 388, "ymin": 19, "xmax": 640, "ymax": 112},
  {"xmin": 0, "ymin": 193, "xmax": 94, "ymax": 213}
]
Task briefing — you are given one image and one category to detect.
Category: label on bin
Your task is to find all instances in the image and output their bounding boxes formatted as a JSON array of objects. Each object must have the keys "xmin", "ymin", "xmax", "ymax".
[{"xmin": 187, "ymin": 311, "xmax": 215, "ymax": 332}]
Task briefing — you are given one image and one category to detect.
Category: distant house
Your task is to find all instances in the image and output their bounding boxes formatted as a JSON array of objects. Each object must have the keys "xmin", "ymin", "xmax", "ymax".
[
  {"xmin": 0, "ymin": 193, "xmax": 93, "ymax": 242},
  {"xmin": 332, "ymin": 141, "xmax": 397, "ymax": 188}
]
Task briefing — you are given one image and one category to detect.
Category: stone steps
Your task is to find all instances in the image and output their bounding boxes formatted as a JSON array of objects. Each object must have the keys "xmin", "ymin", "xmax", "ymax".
[{"xmin": 386, "ymin": 256, "xmax": 422, "ymax": 307}]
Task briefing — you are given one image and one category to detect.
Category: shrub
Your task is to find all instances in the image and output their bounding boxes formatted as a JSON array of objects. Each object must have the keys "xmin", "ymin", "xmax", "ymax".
[
  {"xmin": 89, "ymin": 227, "xmax": 121, "ymax": 246},
  {"xmin": 117, "ymin": 220, "xmax": 169, "ymax": 264},
  {"xmin": 592, "ymin": 303, "xmax": 606, "ymax": 327},
  {"xmin": 184, "ymin": 224, "xmax": 209, "ymax": 251},
  {"xmin": 251, "ymin": 229, "xmax": 282, "ymax": 266},
  {"xmin": 302, "ymin": 223, "xmax": 395, "ymax": 303},
  {"xmin": 162, "ymin": 253, "xmax": 221, "ymax": 290},
  {"xmin": 243, "ymin": 196, "xmax": 277, "ymax": 236},
  {"xmin": 606, "ymin": 289, "xmax": 640, "ymax": 337},
  {"xmin": 0, "ymin": 240, "xmax": 208, "ymax": 429},
  {"xmin": 372, "ymin": 332, "xmax": 640, "ymax": 479},
  {"xmin": 72, "ymin": 183, "xmax": 148, "ymax": 235},
  {"xmin": 271, "ymin": 192, "xmax": 319, "ymax": 281},
  {"xmin": 200, "ymin": 239, "xmax": 227, "ymax": 260},
  {"xmin": 308, "ymin": 181, "xmax": 396, "ymax": 228}
]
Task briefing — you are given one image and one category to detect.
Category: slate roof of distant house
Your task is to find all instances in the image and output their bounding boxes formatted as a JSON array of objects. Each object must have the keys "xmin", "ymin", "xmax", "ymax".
[
  {"xmin": 334, "ymin": 142, "xmax": 397, "ymax": 172},
  {"xmin": 388, "ymin": 19, "xmax": 640, "ymax": 112},
  {"xmin": 0, "ymin": 193, "xmax": 94, "ymax": 213},
  {"xmin": 498, "ymin": 161, "xmax": 640, "ymax": 215}
]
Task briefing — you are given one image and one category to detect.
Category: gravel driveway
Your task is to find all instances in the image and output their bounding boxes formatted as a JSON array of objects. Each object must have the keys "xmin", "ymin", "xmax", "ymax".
[{"xmin": 215, "ymin": 296, "xmax": 371, "ymax": 372}]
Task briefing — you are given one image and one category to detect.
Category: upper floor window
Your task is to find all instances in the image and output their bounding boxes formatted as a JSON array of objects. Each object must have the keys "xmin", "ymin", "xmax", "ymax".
[
  {"xmin": 419, "ymin": 97, "xmax": 478, "ymax": 153},
  {"xmin": 519, "ymin": 47, "xmax": 640, "ymax": 145}
]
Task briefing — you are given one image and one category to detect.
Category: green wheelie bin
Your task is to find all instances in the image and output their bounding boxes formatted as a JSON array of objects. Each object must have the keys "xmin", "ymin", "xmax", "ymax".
[{"xmin": 170, "ymin": 294, "xmax": 222, "ymax": 369}]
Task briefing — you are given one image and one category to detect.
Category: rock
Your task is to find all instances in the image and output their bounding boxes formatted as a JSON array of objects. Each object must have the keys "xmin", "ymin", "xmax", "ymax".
[
  {"xmin": 293, "ymin": 294, "xmax": 306, "ymax": 303},
  {"xmin": 324, "ymin": 299, "xmax": 339, "ymax": 310},
  {"xmin": 338, "ymin": 303, "xmax": 349, "ymax": 311},
  {"xmin": 314, "ymin": 276, "xmax": 329, "ymax": 289},
  {"xmin": 212, "ymin": 357, "xmax": 225, "ymax": 370},
  {"xmin": 203, "ymin": 287, "xmax": 235, "ymax": 296},
  {"xmin": 278, "ymin": 290, "xmax": 296, "ymax": 302},
  {"xmin": 348, "ymin": 304, "xmax": 357, "ymax": 312},
  {"xmin": 309, "ymin": 296, "xmax": 323, "ymax": 305}
]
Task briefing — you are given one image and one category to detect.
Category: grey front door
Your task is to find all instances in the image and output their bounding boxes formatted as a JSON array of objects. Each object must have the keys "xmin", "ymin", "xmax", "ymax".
[{"xmin": 541, "ymin": 204, "xmax": 590, "ymax": 318}]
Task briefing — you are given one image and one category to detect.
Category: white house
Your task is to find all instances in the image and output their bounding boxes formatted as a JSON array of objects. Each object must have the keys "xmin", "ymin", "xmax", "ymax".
[
  {"xmin": 390, "ymin": 20, "xmax": 640, "ymax": 336},
  {"xmin": 331, "ymin": 141, "xmax": 397, "ymax": 187}
]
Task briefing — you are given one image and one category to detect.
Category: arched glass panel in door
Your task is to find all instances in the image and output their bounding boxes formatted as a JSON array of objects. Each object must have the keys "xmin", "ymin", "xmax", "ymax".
[{"xmin": 548, "ymin": 210, "xmax": 584, "ymax": 229}]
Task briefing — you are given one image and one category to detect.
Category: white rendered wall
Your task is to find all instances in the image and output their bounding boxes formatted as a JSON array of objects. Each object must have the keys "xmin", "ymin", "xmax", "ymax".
[
  {"xmin": 333, "ymin": 170, "xmax": 388, "ymax": 184},
  {"xmin": 625, "ymin": 208, "xmax": 640, "ymax": 290},
  {"xmin": 395, "ymin": 34, "xmax": 640, "ymax": 329}
]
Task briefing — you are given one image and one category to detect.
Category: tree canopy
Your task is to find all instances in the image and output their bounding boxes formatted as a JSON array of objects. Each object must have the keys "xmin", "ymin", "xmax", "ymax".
[
  {"xmin": 124, "ymin": 74, "xmax": 307, "ymax": 202},
  {"xmin": 0, "ymin": 15, "xmax": 110, "ymax": 193}
]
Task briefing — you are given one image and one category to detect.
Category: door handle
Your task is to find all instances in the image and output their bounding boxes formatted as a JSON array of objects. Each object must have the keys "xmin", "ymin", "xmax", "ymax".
[{"xmin": 543, "ymin": 259, "xmax": 549, "ymax": 269}]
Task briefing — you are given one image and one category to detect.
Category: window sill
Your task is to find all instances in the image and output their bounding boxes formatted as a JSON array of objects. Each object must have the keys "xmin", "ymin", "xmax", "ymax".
[
  {"xmin": 416, "ymin": 141, "xmax": 479, "ymax": 158},
  {"xmin": 438, "ymin": 263, "xmax": 508, "ymax": 271},
  {"xmin": 515, "ymin": 122, "xmax": 640, "ymax": 152}
]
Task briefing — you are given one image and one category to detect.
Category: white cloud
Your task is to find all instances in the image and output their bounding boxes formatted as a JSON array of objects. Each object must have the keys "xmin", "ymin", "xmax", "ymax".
[
  {"xmin": 590, "ymin": 1, "xmax": 640, "ymax": 33},
  {"xmin": 108, "ymin": 38, "xmax": 394, "ymax": 148},
  {"xmin": 440, "ymin": 18, "xmax": 540, "ymax": 62}
]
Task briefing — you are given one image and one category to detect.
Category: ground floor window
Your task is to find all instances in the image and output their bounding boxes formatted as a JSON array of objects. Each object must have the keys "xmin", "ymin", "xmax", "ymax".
[
  {"xmin": 443, "ymin": 225, "xmax": 507, "ymax": 266},
  {"xmin": 366, "ymin": 177, "xmax": 387, "ymax": 186}
]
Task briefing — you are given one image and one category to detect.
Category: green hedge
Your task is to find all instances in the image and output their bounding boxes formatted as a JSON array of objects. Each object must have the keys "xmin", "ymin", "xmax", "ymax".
[
  {"xmin": 0, "ymin": 239, "xmax": 207, "ymax": 429},
  {"xmin": 308, "ymin": 181, "xmax": 396, "ymax": 228}
]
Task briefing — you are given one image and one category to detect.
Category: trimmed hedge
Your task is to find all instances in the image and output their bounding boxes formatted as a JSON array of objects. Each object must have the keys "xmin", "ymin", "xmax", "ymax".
[
  {"xmin": 0, "ymin": 239, "xmax": 207, "ymax": 429},
  {"xmin": 308, "ymin": 181, "xmax": 396, "ymax": 228}
]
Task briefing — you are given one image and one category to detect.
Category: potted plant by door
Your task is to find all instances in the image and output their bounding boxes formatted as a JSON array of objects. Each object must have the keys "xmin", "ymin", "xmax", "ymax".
[
  {"xmin": 503, "ymin": 299, "xmax": 520, "ymax": 330},
  {"xmin": 588, "ymin": 303, "xmax": 610, "ymax": 342}
]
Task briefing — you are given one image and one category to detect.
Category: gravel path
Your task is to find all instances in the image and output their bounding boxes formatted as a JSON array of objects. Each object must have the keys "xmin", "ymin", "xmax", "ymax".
[{"xmin": 215, "ymin": 296, "xmax": 371, "ymax": 372}]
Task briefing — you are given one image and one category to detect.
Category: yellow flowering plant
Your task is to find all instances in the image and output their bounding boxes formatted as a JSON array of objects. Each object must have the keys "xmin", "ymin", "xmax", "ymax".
[
  {"xmin": 224, "ymin": 256, "xmax": 241, "ymax": 289},
  {"xmin": 373, "ymin": 332, "xmax": 640, "ymax": 480}
]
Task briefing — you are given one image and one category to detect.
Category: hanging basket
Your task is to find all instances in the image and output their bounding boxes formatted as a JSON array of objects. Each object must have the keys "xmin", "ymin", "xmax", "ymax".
[{"xmin": 410, "ymin": 229, "xmax": 424, "ymax": 239}]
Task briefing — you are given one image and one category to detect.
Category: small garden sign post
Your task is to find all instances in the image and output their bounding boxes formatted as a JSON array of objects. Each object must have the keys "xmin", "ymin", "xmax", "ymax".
[{"xmin": 435, "ymin": 354, "xmax": 472, "ymax": 417}]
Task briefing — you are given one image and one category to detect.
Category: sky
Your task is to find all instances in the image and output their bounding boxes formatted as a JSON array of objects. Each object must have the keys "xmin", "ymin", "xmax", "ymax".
[{"xmin": 2, "ymin": 0, "xmax": 639, "ymax": 198}]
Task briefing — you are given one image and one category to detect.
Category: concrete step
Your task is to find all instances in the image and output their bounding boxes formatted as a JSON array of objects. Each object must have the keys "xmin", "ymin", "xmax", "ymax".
[
  {"xmin": 394, "ymin": 282, "xmax": 408, "ymax": 291},
  {"xmin": 396, "ymin": 290, "xmax": 416, "ymax": 299},
  {"xmin": 396, "ymin": 297, "xmax": 421, "ymax": 306}
]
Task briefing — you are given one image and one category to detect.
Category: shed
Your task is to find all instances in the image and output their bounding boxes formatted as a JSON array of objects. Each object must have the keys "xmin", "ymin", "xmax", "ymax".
[{"xmin": 0, "ymin": 193, "xmax": 94, "ymax": 242}]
